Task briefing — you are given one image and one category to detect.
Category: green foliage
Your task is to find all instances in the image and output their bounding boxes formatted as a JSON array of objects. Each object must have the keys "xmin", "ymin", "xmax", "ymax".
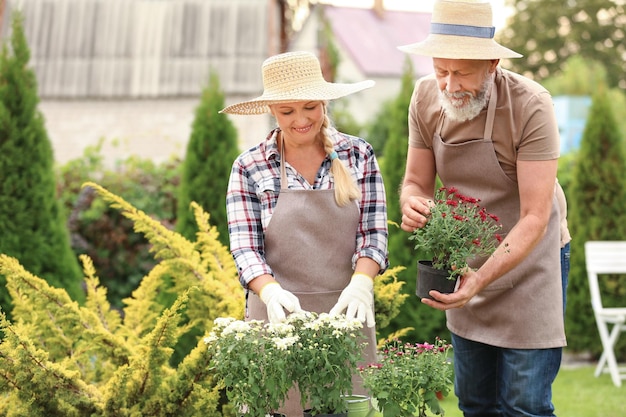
[
  {"xmin": 0, "ymin": 183, "xmax": 245, "ymax": 416},
  {"xmin": 176, "ymin": 72, "xmax": 240, "ymax": 247},
  {"xmin": 288, "ymin": 313, "xmax": 365, "ymax": 415},
  {"xmin": 499, "ymin": 0, "xmax": 626, "ymax": 89},
  {"xmin": 206, "ymin": 318, "xmax": 295, "ymax": 416},
  {"xmin": 540, "ymin": 56, "xmax": 626, "ymax": 140},
  {"xmin": 319, "ymin": 11, "xmax": 364, "ymax": 137},
  {"xmin": 0, "ymin": 11, "xmax": 83, "ymax": 316},
  {"xmin": 409, "ymin": 187, "xmax": 502, "ymax": 279},
  {"xmin": 373, "ymin": 266, "xmax": 409, "ymax": 330},
  {"xmin": 319, "ymin": 10, "xmax": 341, "ymax": 83},
  {"xmin": 376, "ymin": 58, "xmax": 448, "ymax": 343},
  {"xmin": 207, "ymin": 313, "xmax": 369, "ymax": 416},
  {"xmin": 0, "ymin": 182, "xmax": 409, "ymax": 415},
  {"xmin": 382, "ymin": 58, "xmax": 414, "ymax": 226},
  {"xmin": 566, "ymin": 90, "xmax": 626, "ymax": 358},
  {"xmin": 57, "ymin": 141, "xmax": 182, "ymax": 310},
  {"xmin": 330, "ymin": 99, "xmax": 363, "ymax": 138},
  {"xmin": 541, "ymin": 56, "xmax": 610, "ymax": 96},
  {"xmin": 557, "ymin": 151, "xmax": 578, "ymax": 195},
  {"xmin": 360, "ymin": 338, "xmax": 453, "ymax": 417},
  {"xmin": 365, "ymin": 99, "xmax": 393, "ymax": 156}
]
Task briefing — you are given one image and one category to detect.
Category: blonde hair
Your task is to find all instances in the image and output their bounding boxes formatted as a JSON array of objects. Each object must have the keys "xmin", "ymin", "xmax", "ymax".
[{"xmin": 321, "ymin": 110, "xmax": 361, "ymax": 206}]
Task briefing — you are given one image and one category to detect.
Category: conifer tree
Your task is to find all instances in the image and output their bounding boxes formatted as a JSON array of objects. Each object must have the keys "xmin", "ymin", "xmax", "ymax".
[
  {"xmin": 0, "ymin": 12, "xmax": 83, "ymax": 314},
  {"xmin": 378, "ymin": 59, "xmax": 449, "ymax": 343},
  {"xmin": 566, "ymin": 89, "xmax": 626, "ymax": 356},
  {"xmin": 176, "ymin": 72, "xmax": 240, "ymax": 247}
]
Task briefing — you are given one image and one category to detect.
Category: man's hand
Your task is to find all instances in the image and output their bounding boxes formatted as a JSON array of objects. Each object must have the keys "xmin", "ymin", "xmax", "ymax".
[{"xmin": 401, "ymin": 195, "xmax": 434, "ymax": 232}]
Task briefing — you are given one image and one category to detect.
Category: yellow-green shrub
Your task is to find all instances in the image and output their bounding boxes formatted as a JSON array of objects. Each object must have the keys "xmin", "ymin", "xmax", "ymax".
[{"xmin": 0, "ymin": 182, "xmax": 407, "ymax": 416}]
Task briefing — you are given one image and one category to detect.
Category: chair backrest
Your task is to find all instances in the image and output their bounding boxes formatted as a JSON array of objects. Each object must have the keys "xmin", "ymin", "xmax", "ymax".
[{"xmin": 584, "ymin": 241, "xmax": 626, "ymax": 312}]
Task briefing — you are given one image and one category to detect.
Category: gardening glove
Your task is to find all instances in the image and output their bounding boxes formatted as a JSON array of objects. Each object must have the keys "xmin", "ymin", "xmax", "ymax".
[
  {"xmin": 259, "ymin": 282, "xmax": 303, "ymax": 323},
  {"xmin": 329, "ymin": 273, "xmax": 375, "ymax": 328}
]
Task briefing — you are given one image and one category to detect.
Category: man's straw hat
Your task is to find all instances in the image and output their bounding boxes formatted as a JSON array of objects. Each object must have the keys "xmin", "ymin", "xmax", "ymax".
[
  {"xmin": 220, "ymin": 51, "xmax": 374, "ymax": 115},
  {"xmin": 398, "ymin": 0, "xmax": 522, "ymax": 60}
]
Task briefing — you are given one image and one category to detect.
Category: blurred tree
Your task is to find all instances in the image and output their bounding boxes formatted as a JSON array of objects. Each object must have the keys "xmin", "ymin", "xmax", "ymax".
[
  {"xmin": 0, "ymin": 12, "xmax": 83, "ymax": 316},
  {"xmin": 541, "ymin": 56, "xmax": 626, "ymax": 140},
  {"xmin": 176, "ymin": 72, "xmax": 239, "ymax": 247},
  {"xmin": 498, "ymin": 0, "xmax": 626, "ymax": 89},
  {"xmin": 378, "ymin": 58, "xmax": 449, "ymax": 343},
  {"xmin": 567, "ymin": 88, "xmax": 626, "ymax": 357},
  {"xmin": 541, "ymin": 55, "xmax": 609, "ymax": 96}
]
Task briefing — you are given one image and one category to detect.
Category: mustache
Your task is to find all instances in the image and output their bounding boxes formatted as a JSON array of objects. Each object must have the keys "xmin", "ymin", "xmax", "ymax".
[{"xmin": 441, "ymin": 90, "xmax": 473, "ymax": 100}]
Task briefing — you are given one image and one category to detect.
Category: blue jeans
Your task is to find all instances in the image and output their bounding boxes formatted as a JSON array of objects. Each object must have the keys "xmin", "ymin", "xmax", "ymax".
[
  {"xmin": 452, "ymin": 333, "xmax": 562, "ymax": 417},
  {"xmin": 560, "ymin": 242, "xmax": 570, "ymax": 315}
]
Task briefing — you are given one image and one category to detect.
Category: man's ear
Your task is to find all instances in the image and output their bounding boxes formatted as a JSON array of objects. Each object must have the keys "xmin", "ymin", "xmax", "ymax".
[{"xmin": 489, "ymin": 59, "xmax": 500, "ymax": 72}]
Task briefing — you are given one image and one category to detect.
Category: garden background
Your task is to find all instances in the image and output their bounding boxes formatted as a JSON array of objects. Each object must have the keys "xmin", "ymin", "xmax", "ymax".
[{"xmin": 2, "ymin": 0, "xmax": 626, "ymax": 415}]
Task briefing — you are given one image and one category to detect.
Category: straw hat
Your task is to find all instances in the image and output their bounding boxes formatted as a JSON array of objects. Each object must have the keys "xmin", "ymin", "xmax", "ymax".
[
  {"xmin": 220, "ymin": 51, "xmax": 374, "ymax": 115},
  {"xmin": 398, "ymin": 0, "xmax": 522, "ymax": 60}
]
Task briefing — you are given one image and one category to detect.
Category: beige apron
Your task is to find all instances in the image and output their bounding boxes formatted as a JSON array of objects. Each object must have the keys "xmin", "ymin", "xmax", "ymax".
[
  {"xmin": 247, "ymin": 149, "xmax": 377, "ymax": 416},
  {"xmin": 432, "ymin": 84, "xmax": 566, "ymax": 349}
]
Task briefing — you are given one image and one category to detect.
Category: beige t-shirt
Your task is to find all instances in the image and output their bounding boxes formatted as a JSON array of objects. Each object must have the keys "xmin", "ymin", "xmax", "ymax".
[{"xmin": 409, "ymin": 67, "xmax": 560, "ymax": 183}]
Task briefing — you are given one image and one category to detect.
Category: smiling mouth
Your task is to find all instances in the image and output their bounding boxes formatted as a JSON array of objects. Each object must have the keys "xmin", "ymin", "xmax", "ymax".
[{"xmin": 293, "ymin": 125, "xmax": 312, "ymax": 133}]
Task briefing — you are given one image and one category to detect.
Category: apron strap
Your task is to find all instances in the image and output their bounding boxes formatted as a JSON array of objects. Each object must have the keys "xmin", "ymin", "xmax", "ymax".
[
  {"xmin": 483, "ymin": 80, "xmax": 498, "ymax": 141},
  {"xmin": 279, "ymin": 132, "xmax": 289, "ymax": 190}
]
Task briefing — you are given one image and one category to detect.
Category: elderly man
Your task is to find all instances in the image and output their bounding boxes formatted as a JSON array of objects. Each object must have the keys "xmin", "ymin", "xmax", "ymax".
[{"xmin": 398, "ymin": 1, "xmax": 566, "ymax": 416}]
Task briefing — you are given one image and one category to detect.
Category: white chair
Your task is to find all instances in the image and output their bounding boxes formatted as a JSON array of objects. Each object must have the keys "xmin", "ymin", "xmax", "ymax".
[{"xmin": 584, "ymin": 241, "xmax": 626, "ymax": 387}]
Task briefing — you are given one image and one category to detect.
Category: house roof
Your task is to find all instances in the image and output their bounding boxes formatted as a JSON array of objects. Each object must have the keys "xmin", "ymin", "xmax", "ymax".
[{"xmin": 323, "ymin": 5, "xmax": 434, "ymax": 77}]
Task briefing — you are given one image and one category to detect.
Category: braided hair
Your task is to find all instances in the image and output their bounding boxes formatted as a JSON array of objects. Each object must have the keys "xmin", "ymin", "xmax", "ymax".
[{"xmin": 320, "ymin": 106, "xmax": 361, "ymax": 206}]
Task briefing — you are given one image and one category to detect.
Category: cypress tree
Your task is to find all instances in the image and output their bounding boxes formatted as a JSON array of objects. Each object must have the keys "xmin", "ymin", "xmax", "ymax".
[
  {"xmin": 566, "ymin": 89, "xmax": 626, "ymax": 356},
  {"xmin": 379, "ymin": 59, "xmax": 449, "ymax": 342},
  {"xmin": 0, "ymin": 12, "xmax": 83, "ymax": 315},
  {"xmin": 176, "ymin": 72, "xmax": 240, "ymax": 247}
]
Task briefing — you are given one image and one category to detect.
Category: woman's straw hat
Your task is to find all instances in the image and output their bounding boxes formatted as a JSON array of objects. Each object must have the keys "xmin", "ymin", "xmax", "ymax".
[
  {"xmin": 220, "ymin": 51, "xmax": 374, "ymax": 115},
  {"xmin": 398, "ymin": 0, "xmax": 522, "ymax": 60}
]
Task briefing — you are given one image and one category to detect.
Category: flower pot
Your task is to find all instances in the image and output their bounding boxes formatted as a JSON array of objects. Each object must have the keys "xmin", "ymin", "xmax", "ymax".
[
  {"xmin": 416, "ymin": 260, "xmax": 457, "ymax": 300},
  {"xmin": 342, "ymin": 395, "xmax": 371, "ymax": 417}
]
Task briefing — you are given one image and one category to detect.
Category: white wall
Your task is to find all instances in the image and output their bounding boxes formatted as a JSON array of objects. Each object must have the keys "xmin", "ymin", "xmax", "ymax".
[{"xmin": 40, "ymin": 98, "xmax": 271, "ymax": 166}]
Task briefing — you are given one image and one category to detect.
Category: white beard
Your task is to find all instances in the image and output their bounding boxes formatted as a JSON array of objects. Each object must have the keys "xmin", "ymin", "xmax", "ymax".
[{"xmin": 439, "ymin": 75, "xmax": 493, "ymax": 122}]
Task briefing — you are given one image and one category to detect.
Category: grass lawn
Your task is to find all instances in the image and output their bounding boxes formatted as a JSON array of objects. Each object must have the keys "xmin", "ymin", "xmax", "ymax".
[{"xmin": 437, "ymin": 364, "xmax": 623, "ymax": 417}]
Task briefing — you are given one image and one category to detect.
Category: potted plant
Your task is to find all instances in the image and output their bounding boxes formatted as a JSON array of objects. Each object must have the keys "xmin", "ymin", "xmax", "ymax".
[
  {"xmin": 359, "ymin": 338, "xmax": 453, "ymax": 417},
  {"xmin": 409, "ymin": 186, "xmax": 502, "ymax": 299},
  {"xmin": 205, "ymin": 317, "xmax": 297, "ymax": 417},
  {"xmin": 286, "ymin": 312, "xmax": 367, "ymax": 417}
]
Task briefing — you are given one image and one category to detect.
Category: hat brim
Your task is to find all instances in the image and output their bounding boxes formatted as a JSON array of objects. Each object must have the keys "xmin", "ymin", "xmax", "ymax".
[
  {"xmin": 398, "ymin": 34, "xmax": 522, "ymax": 60},
  {"xmin": 220, "ymin": 80, "xmax": 375, "ymax": 115}
]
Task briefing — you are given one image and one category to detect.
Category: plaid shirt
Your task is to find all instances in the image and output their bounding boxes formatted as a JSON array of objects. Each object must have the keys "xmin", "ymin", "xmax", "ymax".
[{"xmin": 226, "ymin": 127, "xmax": 388, "ymax": 288}]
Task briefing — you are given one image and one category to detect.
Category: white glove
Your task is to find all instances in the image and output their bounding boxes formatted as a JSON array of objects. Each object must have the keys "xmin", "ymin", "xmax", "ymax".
[
  {"xmin": 329, "ymin": 273, "xmax": 375, "ymax": 328},
  {"xmin": 259, "ymin": 282, "xmax": 303, "ymax": 323}
]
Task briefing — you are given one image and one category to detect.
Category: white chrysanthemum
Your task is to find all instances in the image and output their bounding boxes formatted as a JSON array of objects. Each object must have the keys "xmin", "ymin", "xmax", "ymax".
[
  {"xmin": 266, "ymin": 321, "xmax": 295, "ymax": 336},
  {"xmin": 289, "ymin": 310, "xmax": 315, "ymax": 322},
  {"xmin": 272, "ymin": 335, "xmax": 298, "ymax": 350},
  {"xmin": 213, "ymin": 317, "xmax": 235, "ymax": 329},
  {"xmin": 317, "ymin": 312, "xmax": 333, "ymax": 322},
  {"xmin": 222, "ymin": 320, "xmax": 254, "ymax": 336}
]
